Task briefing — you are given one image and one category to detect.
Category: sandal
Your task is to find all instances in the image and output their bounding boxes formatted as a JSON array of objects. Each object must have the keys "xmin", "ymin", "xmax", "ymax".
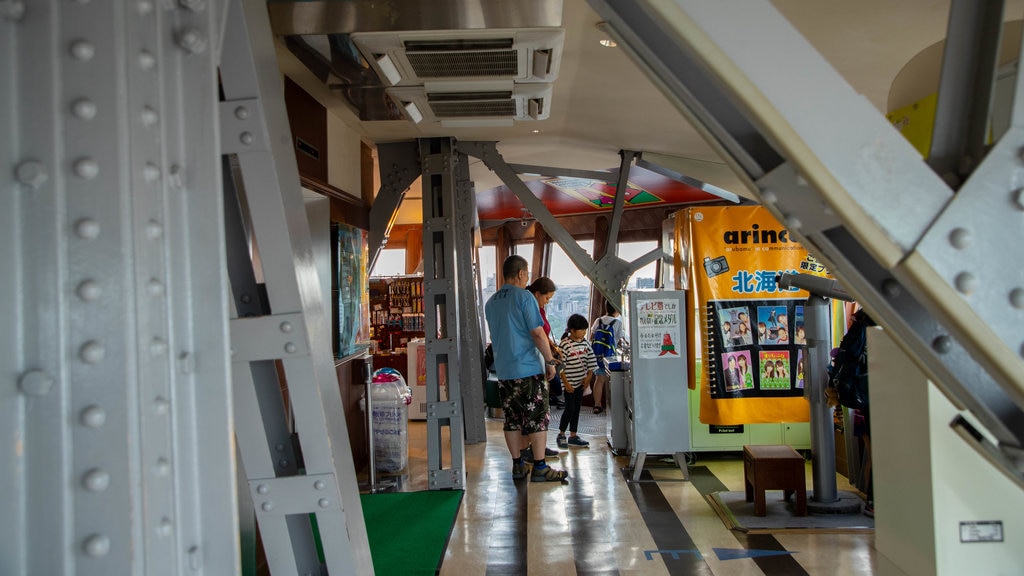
[
  {"xmin": 593, "ymin": 406, "xmax": 604, "ymax": 414},
  {"xmin": 530, "ymin": 464, "xmax": 569, "ymax": 483}
]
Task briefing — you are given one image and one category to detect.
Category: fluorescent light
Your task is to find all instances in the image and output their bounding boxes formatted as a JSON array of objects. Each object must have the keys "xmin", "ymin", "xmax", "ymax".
[
  {"xmin": 404, "ymin": 102, "xmax": 423, "ymax": 124},
  {"xmin": 376, "ymin": 54, "xmax": 402, "ymax": 86}
]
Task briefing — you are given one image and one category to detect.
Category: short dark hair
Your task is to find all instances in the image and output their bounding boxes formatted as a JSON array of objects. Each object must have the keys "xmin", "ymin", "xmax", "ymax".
[
  {"xmin": 502, "ymin": 255, "xmax": 528, "ymax": 281},
  {"xmin": 566, "ymin": 313, "xmax": 589, "ymax": 331},
  {"xmin": 605, "ymin": 301, "xmax": 619, "ymax": 315},
  {"xmin": 526, "ymin": 277, "xmax": 556, "ymax": 294}
]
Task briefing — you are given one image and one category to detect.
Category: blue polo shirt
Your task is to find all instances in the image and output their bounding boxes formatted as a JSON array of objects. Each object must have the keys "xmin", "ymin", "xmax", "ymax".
[{"xmin": 484, "ymin": 284, "xmax": 545, "ymax": 380}]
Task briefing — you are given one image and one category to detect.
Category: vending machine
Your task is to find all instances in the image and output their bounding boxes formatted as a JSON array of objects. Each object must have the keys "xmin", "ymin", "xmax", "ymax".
[{"xmin": 625, "ymin": 290, "xmax": 691, "ymax": 480}]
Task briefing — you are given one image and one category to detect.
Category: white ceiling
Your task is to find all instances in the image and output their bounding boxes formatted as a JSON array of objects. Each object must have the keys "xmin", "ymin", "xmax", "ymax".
[{"xmin": 278, "ymin": 0, "xmax": 1024, "ymax": 202}]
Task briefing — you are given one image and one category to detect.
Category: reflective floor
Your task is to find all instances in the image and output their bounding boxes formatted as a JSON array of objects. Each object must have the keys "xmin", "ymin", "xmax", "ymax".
[{"xmin": 387, "ymin": 412, "xmax": 876, "ymax": 575}]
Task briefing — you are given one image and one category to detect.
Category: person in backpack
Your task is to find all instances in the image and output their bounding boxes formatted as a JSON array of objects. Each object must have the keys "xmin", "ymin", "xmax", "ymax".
[
  {"xmin": 589, "ymin": 302, "xmax": 627, "ymax": 414},
  {"xmin": 827, "ymin": 308, "xmax": 877, "ymax": 517}
]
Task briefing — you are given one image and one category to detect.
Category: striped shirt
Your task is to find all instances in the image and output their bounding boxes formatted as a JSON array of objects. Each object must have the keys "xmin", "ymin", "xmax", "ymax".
[{"xmin": 558, "ymin": 336, "xmax": 598, "ymax": 388}]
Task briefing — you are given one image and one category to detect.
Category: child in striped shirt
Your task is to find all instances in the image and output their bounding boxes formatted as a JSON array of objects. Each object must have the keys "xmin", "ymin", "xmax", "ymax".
[{"xmin": 557, "ymin": 314, "xmax": 598, "ymax": 448}]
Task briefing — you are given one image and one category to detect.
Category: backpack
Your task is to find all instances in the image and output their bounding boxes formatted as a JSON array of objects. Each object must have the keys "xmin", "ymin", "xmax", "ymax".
[
  {"xmin": 828, "ymin": 317, "xmax": 870, "ymax": 410},
  {"xmin": 591, "ymin": 318, "xmax": 616, "ymax": 358}
]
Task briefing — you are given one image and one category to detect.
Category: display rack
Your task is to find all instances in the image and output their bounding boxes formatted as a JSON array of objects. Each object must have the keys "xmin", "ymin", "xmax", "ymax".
[{"xmin": 369, "ymin": 275, "xmax": 426, "ymax": 352}]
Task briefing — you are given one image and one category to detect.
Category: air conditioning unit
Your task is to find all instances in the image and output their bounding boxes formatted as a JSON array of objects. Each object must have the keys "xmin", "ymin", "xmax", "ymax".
[
  {"xmin": 388, "ymin": 81, "xmax": 553, "ymax": 125},
  {"xmin": 351, "ymin": 28, "xmax": 565, "ymax": 86}
]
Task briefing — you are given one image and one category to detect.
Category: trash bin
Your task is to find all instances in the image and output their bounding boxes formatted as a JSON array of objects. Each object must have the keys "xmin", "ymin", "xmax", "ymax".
[{"xmin": 371, "ymin": 369, "xmax": 411, "ymax": 473}]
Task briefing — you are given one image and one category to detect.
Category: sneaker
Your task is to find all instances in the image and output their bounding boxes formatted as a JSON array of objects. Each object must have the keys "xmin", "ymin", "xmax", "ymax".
[
  {"xmin": 567, "ymin": 435, "xmax": 590, "ymax": 447},
  {"xmin": 556, "ymin": 434, "xmax": 568, "ymax": 449},
  {"xmin": 544, "ymin": 447, "xmax": 560, "ymax": 457},
  {"xmin": 521, "ymin": 446, "xmax": 534, "ymax": 463},
  {"xmin": 530, "ymin": 463, "xmax": 569, "ymax": 483},
  {"xmin": 512, "ymin": 461, "xmax": 529, "ymax": 480}
]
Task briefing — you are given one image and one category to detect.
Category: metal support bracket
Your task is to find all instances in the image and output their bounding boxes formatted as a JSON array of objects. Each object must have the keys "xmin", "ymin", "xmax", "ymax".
[
  {"xmin": 249, "ymin": 473, "xmax": 343, "ymax": 516},
  {"xmin": 229, "ymin": 312, "xmax": 310, "ymax": 362}
]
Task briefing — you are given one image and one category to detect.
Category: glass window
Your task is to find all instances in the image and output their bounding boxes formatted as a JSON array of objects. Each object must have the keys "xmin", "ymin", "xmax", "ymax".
[
  {"xmin": 546, "ymin": 240, "xmax": 594, "ymax": 339},
  {"xmin": 370, "ymin": 248, "xmax": 405, "ymax": 277}
]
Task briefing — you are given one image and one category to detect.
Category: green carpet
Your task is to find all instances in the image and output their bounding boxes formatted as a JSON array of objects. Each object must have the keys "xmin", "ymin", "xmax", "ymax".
[{"xmin": 360, "ymin": 490, "xmax": 464, "ymax": 575}]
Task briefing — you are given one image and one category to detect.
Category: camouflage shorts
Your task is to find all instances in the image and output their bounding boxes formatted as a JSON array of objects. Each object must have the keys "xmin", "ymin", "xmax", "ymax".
[{"xmin": 498, "ymin": 374, "xmax": 550, "ymax": 434}]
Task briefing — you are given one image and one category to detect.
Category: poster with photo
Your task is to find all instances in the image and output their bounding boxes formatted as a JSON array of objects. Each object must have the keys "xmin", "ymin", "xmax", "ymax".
[{"xmin": 686, "ymin": 205, "xmax": 845, "ymax": 424}]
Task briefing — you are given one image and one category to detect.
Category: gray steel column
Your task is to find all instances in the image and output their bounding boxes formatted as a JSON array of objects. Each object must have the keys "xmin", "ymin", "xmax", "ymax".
[
  {"xmin": 2, "ymin": 0, "xmax": 238, "ymax": 573},
  {"xmin": 804, "ymin": 295, "xmax": 837, "ymax": 503},
  {"xmin": 452, "ymin": 153, "xmax": 488, "ymax": 444},
  {"xmin": 420, "ymin": 137, "xmax": 467, "ymax": 489}
]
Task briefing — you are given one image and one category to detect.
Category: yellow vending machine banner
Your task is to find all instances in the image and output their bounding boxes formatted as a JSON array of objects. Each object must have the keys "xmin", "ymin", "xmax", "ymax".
[{"xmin": 689, "ymin": 206, "xmax": 824, "ymax": 425}]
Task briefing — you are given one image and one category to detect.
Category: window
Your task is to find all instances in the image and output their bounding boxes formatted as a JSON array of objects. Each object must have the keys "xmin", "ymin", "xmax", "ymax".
[
  {"xmin": 545, "ymin": 240, "xmax": 594, "ymax": 338},
  {"xmin": 371, "ymin": 248, "xmax": 405, "ymax": 277}
]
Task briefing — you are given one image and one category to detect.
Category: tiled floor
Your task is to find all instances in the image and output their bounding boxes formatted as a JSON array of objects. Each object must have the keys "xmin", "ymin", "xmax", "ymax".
[{"xmin": 382, "ymin": 410, "xmax": 876, "ymax": 575}]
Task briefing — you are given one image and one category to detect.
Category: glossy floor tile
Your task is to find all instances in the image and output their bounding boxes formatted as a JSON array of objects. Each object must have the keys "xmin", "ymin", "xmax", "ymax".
[{"xmin": 379, "ymin": 413, "xmax": 876, "ymax": 575}]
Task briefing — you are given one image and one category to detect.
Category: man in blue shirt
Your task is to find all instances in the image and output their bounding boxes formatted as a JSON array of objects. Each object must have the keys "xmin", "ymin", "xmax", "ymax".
[{"xmin": 485, "ymin": 255, "xmax": 569, "ymax": 483}]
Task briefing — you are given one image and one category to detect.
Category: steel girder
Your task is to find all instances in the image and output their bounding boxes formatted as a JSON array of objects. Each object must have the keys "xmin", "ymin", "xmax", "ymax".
[{"xmin": 588, "ymin": 0, "xmax": 1024, "ymax": 485}]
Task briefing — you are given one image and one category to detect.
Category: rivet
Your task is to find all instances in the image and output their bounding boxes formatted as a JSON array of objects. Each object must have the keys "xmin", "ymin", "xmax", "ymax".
[
  {"xmin": 71, "ymin": 98, "xmax": 98, "ymax": 120},
  {"xmin": 79, "ymin": 341, "xmax": 105, "ymax": 364},
  {"xmin": 284, "ymin": 342, "xmax": 297, "ymax": 354},
  {"xmin": 256, "ymin": 484, "xmax": 269, "ymax": 494},
  {"xmin": 157, "ymin": 518, "xmax": 172, "ymax": 537},
  {"xmin": 932, "ymin": 335, "xmax": 952, "ymax": 354},
  {"xmin": 784, "ymin": 215, "xmax": 802, "ymax": 230},
  {"xmin": 18, "ymin": 370, "xmax": 54, "ymax": 396},
  {"xmin": 1, "ymin": 0, "xmax": 26, "ymax": 21},
  {"xmin": 275, "ymin": 443, "xmax": 287, "ymax": 452},
  {"xmin": 143, "ymin": 163, "xmax": 161, "ymax": 182},
  {"xmin": 146, "ymin": 220, "xmax": 163, "ymax": 239},
  {"xmin": 314, "ymin": 480, "xmax": 326, "ymax": 490},
  {"xmin": 280, "ymin": 321, "xmax": 293, "ymax": 333},
  {"xmin": 239, "ymin": 131, "xmax": 254, "ymax": 145},
  {"xmin": 954, "ymin": 272, "xmax": 977, "ymax": 296},
  {"xmin": 1010, "ymin": 288, "xmax": 1024, "ymax": 309},
  {"xmin": 261, "ymin": 502, "xmax": 274, "ymax": 512},
  {"xmin": 168, "ymin": 164, "xmax": 183, "ymax": 189},
  {"xmin": 75, "ymin": 218, "xmax": 100, "ymax": 239},
  {"xmin": 76, "ymin": 279, "xmax": 102, "ymax": 302},
  {"xmin": 15, "ymin": 160, "xmax": 48, "ymax": 189},
  {"xmin": 139, "ymin": 50, "xmax": 156, "ymax": 70},
  {"xmin": 137, "ymin": 0, "xmax": 153, "ymax": 14},
  {"xmin": 234, "ymin": 106, "xmax": 249, "ymax": 120},
  {"xmin": 795, "ymin": 174, "xmax": 809, "ymax": 187},
  {"xmin": 140, "ymin": 106, "xmax": 159, "ymax": 127},
  {"xmin": 948, "ymin": 227, "xmax": 972, "ymax": 249},
  {"xmin": 150, "ymin": 338, "xmax": 167, "ymax": 355},
  {"xmin": 80, "ymin": 405, "xmax": 107, "ymax": 427},
  {"xmin": 240, "ymin": 294, "xmax": 252, "ymax": 304},
  {"xmin": 154, "ymin": 457, "xmax": 170, "ymax": 476},
  {"xmin": 318, "ymin": 498, "xmax": 330, "ymax": 508},
  {"xmin": 154, "ymin": 396, "xmax": 169, "ymax": 414},
  {"xmin": 82, "ymin": 534, "xmax": 110, "ymax": 557},
  {"xmin": 1014, "ymin": 188, "xmax": 1024, "ymax": 211},
  {"xmin": 175, "ymin": 27, "xmax": 206, "ymax": 55},
  {"xmin": 147, "ymin": 279, "xmax": 165, "ymax": 297},
  {"xmin": 69, "ymin": 39, "xmax": 95, "ymax": 61},
  {"xmin": 73, "ymin": 157, "xmax": 99, "ymax": 179},
  {"xmin": 881, "ymin": 279, "xmax": 902, "ymax": 298},
  {"xmin": 82, "ymin": 468, "xmax": 110, "ymax": 492},
  {"xmin": 278, "ymin": 459, "xmax": 289, "ymax": 469}
]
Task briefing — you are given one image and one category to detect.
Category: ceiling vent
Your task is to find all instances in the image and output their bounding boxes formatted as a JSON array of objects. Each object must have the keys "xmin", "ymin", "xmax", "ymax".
[
  {"xmin": 351, "ymin": 28, "xmax": 565, "ymax": 85},
  {"xmin": 388, "ymin": 81, "xmax": 553, "ymax": 126}
]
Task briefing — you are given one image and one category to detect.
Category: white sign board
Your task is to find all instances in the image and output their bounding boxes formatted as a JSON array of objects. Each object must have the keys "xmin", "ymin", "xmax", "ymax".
[{"xmin": 634, "ymin": 298, "xmax": 682, "ymax": 360}]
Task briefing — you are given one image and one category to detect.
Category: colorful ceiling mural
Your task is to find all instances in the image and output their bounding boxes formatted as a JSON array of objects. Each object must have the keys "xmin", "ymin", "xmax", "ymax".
[{"xmin": 475, "ymin": 164, "xmax": 723, "ymax": 221}]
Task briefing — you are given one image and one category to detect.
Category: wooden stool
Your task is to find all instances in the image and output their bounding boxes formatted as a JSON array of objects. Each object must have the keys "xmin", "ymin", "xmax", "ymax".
[{"xmin": 743, "ymin": 445, "xmax": 807, "ymax": 517}]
